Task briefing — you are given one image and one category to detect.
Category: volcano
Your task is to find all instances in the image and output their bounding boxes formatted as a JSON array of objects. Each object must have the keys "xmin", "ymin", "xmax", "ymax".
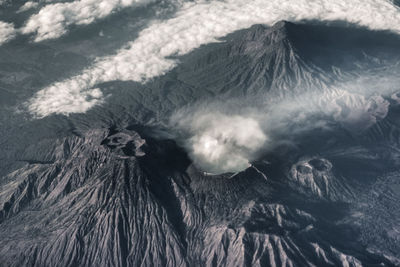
[{"xmin": 1, "ymin": 19, "xmax": 400, "ymax": 266}]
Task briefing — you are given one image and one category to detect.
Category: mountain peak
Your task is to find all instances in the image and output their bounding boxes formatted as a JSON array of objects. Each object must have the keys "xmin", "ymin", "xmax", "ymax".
[
  {"xmin": 176, "ymin": 20, "xmax": 313, "ymax": 96},
  {"xmin": 243, "ymin": 20, "xmax": 295, "ymax": 43},
  {"xmin": 232, "ymin": 20, "xmax": 299, "ymax": 58}
]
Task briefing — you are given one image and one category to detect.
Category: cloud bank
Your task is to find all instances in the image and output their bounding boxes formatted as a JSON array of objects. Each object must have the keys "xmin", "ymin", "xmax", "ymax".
[
  {"xmin": 26, "ymin": 0, "xmax": 400, "ymax": 117},
  {"xmin": 0, "ymin": 21, "xmax": 16, "ymax": 45},
  {"xmin": 22, "ymin": 0, "xmax": 156, "ymax": 41}
]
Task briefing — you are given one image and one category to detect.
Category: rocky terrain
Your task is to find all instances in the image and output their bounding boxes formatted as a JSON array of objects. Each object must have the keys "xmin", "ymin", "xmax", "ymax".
[{"xmin": 1, "ymin": 21, "xmax": 400, "ymax": 266}]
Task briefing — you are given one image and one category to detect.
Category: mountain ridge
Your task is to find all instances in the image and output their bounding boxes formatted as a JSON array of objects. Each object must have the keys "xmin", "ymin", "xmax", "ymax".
[{"xmin": 1, "ymin": 21, "xmax": 400, "ymax": 266}]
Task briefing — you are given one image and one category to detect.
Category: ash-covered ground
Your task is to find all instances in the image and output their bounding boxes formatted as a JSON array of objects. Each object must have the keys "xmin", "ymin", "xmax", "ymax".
[{"xmin": 1, "ymin": 1, "xmax": 400, "ymax": 266}]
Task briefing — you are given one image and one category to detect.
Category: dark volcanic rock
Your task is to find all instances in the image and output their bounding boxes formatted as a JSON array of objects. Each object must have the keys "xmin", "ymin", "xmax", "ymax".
[
  {"xmin": 1, "ymin": 21, "xmax": 400, "ymax": 266},
  {"xmin": 0, "ymin": 128, "xmax": 397, "ymax": 266}
]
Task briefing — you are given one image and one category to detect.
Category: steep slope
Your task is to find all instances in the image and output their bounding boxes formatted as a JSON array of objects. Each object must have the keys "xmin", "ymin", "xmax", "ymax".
[
  {"xmin": 0, "ymin": 129, "xmax": 189, "ymax": 266},
  {"xmin": 1, "ymin": 21, "xmax": 400, "ymax": 266},
  {"xmin": 171, "ymin": 21, "xmax": 328, "ymax": 98},
  {"xmin": 171, "ymin": 20, "xmax": 400, "ymax": 98},
  {"xmin": 79, "ymin": 20, "xmax": 400, "ymax": 126},
  {"xmin": 0, "ymin": 127, "xmax": 396, "ymax": 266}
]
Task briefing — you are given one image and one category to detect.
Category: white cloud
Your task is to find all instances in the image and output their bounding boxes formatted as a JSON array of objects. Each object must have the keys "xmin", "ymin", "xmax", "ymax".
[
  {"xmin": 171, "ymin": 91, "xmax": 388, "ymax": 174},
  {"xmin": 17, "ymin": 1, "xmax": 39, "ymax": 13},
  {"xmin": 22, "ymin": 0, "xmax": 157, "ymax": 41},
  {"xmin": 0, "ymin": 21, "xmax": 16, "ymax": 45},
  {"xmin": 171, "ymin": 112, "xmax": 267, "ymax": 173},
  {"xmin": 27, "ymin": 0, "xmax": 400, "ymax": 117},
  {"xmin": 269, "ymin": 89, "xmax": 391, "ymax": 133},
  {"xmin": 27, "ymin": 85, "xmax": 104, "ymax": 116},
  {"xmin": 171, "ymin": 72, "xmax": 399, "ymax": 173}
]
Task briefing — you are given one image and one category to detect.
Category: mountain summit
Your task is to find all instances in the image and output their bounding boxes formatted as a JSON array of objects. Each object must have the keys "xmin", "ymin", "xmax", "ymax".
[{"xmin": 1, "ymin": 21, "xmax": 400, "ymax": 266}]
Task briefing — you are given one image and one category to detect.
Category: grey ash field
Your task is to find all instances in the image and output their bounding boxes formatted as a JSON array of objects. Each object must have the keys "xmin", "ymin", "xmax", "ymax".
[{"xmin": 1, "ymin": 1, "xmax": 400, "ymax": 266}]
